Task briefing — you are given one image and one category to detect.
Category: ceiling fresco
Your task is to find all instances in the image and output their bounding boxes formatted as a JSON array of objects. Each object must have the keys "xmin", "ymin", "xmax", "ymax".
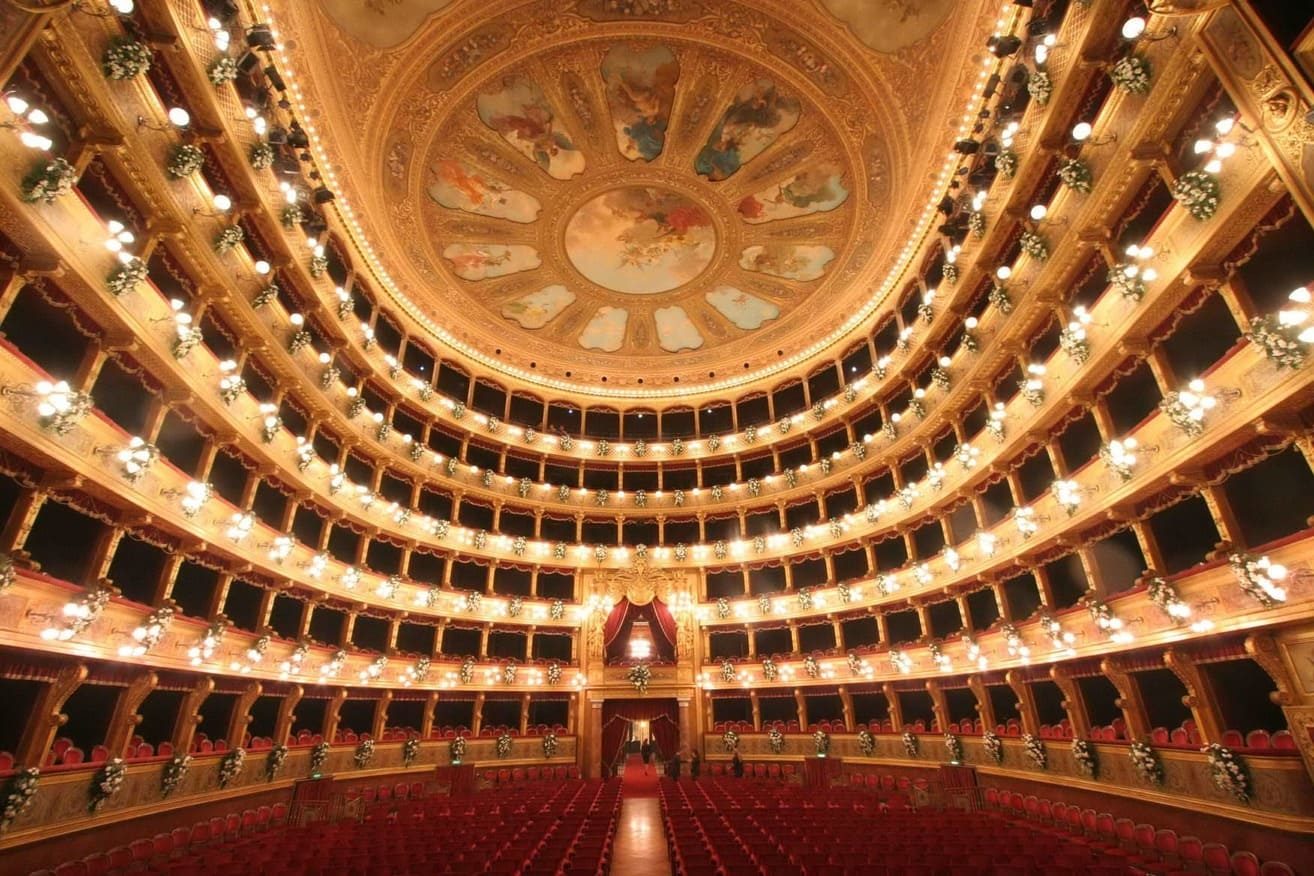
[{"xmin": 270, "ymin": 0, "xmax": 996, "ymax": 394}]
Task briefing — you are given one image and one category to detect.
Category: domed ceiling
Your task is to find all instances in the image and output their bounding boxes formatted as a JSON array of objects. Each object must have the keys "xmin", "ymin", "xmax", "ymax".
[{"xmin": 268, "ymin": 0, "xmax": 998, "ymax": 397}]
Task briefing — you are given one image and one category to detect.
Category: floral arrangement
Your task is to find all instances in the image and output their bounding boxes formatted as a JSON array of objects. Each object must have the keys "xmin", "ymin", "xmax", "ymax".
[
  {"xmin": 549, "ymin": 598, "xmax": 565, "ymax": 621},
  {"xmin": 797, "ymin": 587, "xmax": 814, "ymax": 610},
  {"xmin": 281, "ymin": 203, "xmax": 303, "ymax": 229},
  {"xmin": 857, "ymin": 728, "xmax": 876, "ymax": 757},
  {"xmin": 495, "ymin": 733, "xmax": 513, "ymax": 759},
  {"xmin": 103, "ymin": 37, "xmax": 152, "ymax": 80},
  {"xmin": 2, "ymin": 768, "xmax": 40, "ymax": 832},
  {"xmin": 215, "ymin": 224, "xmax": 244, "ymax": 254},
  {"xmin": 0, "ymin": 553, "xmax": 14, "ymax": 591},
  {"xmin": 1020, "ymin": 231, "xmax": 1049, "ymax": 262},
  {"xmin": 942, "ymin": 261, "xmax": 959, "ymax": 285},
  {"xmin": 396, "ymin": 736, "xmax": 419, "ymax": 768},
  {"xmin": 1203, "ymin": 743, "xmax": 1249, "ymax": 803},
  {"xmin": 902, "ymin": 732, "xmax": 919, "ymax": 758},
  {"xmin": 721, "ymin": 660, "xmax": 737, "ymax": 683},
  {"xmin": 1022, "ymin": 734, "xmax": 1047, "ymax": 770},
  {"xmin": 768, "ymin": 727, "xmax": 785, "ymax": 754},
  {"xmin": 813, "ymin": 729, "xmax": 830, "ymax": 756},
  {"xmin": 218, "ymin": 748, "xmax": 246, "ymax": 788},
  {"xmin": 1058, "ymin": 158, "xmax": 1093, "ymax": 194},
  {"xmin": 542, "ymin": 733, "xmax": 558, "ymax": 759},
  {"xmin": 1129, "ymin": 740, "xmax": 1163, "ymax": 785},
  {"xmin": 250, "ymin": 141, "xmax": 274, "ymax": 170},
  {"xmin": 107, "ymin": 257, "xmax": 148, "ymax": 297},
  {"xmin": 1028, "ymin": 70, "xmax": 1053, "ymax": 105},
  {"xmin": 1110, "ymin": 54, "xmax": 1152, "ymax": 94},
  {"xmin": 989, "ymin": 282, "xmax": 1013, "ymax": 315},
  {"xmin": 309, "ymin": 741, "xmax": 329, "ymax": 774},
  {"xmin": 722, "ymin": 729, "xmax": 740, "ymax": 753},
  {"xmin": 969, "ymin": 210, "xmax": 986, "ymax": 239},
  {"xmin": 847, "ymin": 652, "xmax": 863, "ymax": 675},
  {"xmin": 1172, "ymin": 170, "xmax": 1221, "ymax": 221},
  {"xmin": 995, "ymin": 150, "xmax": 1018, "ymax": 179},
  {"xmin": 1247, "ymin": 313, "xmax": 1308, "ymax": 369},
  {"xmin": 716, "ymin": 597, "xmax": 730, "ymax": 619},
  {"xmin": 353, "ymin": 738, "xmax": 375, "ymax": 768},
  {"xmin": 1109, "ymin": 264, "xmax": 1146, "ymax": 302},
  {"xmin": 762, "ymin": 658, "xmax": 778, "ymax": 682},
  {"xmin": 309, "ymin": 253, "xmax": 328, "ymax": 278},
  {"xmin": 627, "ymin": 663, "xmax": 651, "ymax": 694},
  {"xmin": 159, "ymin": 754, "xmax": 190, "ymax": 797},
  {"xmin": 89, "ymin": 758, "xmax": 127, "ymax": 812},
  {"xmin": 264, "ymin": 744, "xmax": 288, "ymax": 781},
  {"xmin": 982, "ymin": 731, "xmax": 1003, "ymax": 764},
  {"xmin": 502, "ymin": 662, "xmax": 517, "ymax": 685},
  {"xmin": 1229, "ymin": 552, "xmax": 1287, "ymax": 608},
  {"xmin": 449, "ymin": 736, "xmax": 466, "ymax": 765},
  {"xmin": 1059, "ymin": 324, "xmax": 1091, "ymax": 365},
  {"xmin": 944, "ymin": 733, "xmax": 964, "ymax": 763},
  {"xmin": 1071, "ymin": 739, "xmax": 1097, "ymax": 778},
  {"xmin": 166, "ymin": 143, "xmax": 205, "ymax": 179},
  {"xmin": 208, "ymin": 55, "xmax": 238, "ymax": 86},
  {"xmin": 21, "ymin": 157, "xmax": 77, "ymax": 204},
  {"xmin": 804, "ymin": 656, "xmax": 819, "ymax": 679}
]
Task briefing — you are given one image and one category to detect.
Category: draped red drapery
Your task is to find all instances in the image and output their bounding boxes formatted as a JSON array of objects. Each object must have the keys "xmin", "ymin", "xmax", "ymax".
[
  {"xmin": 600, "ymin": 698, "xmax": 680, "ymax": 769},
  {"xmin": 602, "ymin": 598, "xmax": 678, "ymax": 663}
]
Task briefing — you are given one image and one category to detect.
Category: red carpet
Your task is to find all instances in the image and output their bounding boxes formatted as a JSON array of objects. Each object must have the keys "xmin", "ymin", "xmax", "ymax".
[{"xmin": 621, "ymin": 753, "xmax": 659, "ymax": 798}]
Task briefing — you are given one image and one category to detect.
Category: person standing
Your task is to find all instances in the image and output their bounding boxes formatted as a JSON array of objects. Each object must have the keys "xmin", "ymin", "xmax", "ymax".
[
  {"xmin": 669, "ymin": 751, "xmax": 682, "ymax": 779},
  {"xmin": 640, "ymin": 738, "xmax": 653, "ymax": 774},
  {"xmin": 690, "ymin": 749, "xmax": 701, "ymax": 779},
  {"xmin": 731, "ymin": 751, "xmax": 744, "ymax": 778}
]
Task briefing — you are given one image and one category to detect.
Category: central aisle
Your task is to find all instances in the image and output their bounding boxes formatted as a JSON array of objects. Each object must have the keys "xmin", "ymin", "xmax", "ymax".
[{"xmin": 612, "ymin": 754, "xmax": 673, "ymax": 874}]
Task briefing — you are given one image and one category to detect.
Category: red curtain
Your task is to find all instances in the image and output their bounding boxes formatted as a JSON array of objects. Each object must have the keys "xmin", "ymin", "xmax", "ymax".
[
  {"xmin": 602, "ymin": 599, "xmax": 677, "ymax": 663},
  {"xmin": 603, "ymin": 599, "xmax": 630, "ymax": 648},
  {"xmin": 651, "ymin": 599, "xmax": 678, "ymax": 655},
  {"xmin": 601, "ymin": 698, "xmax": 680, "ymax": 768}
]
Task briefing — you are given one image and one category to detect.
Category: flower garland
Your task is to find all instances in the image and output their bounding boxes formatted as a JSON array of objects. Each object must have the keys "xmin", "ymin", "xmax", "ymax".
[
  {"xmin": 1172, "ymin": 170, "xmax": 1221, "ymax": 221},
  {"xmin": 89, "ymin": 758, "xmax": 127, "ymax": 812},
  {"xmin": 107, "ymin": 257, "xmax": 148, "ymax": 297},
  {"xmin": 542, "ymin": 733, "xmax": 558, "ymax": 759},
  {"xmin": 546, "ymin": 662, "xmax": 562, "ymax": 685},
  {"xmin": 0, "ymin": 553, "xmax": 14, "ymax": 591},
  {"xmin": 982, "ymin": 731, "xmax": 1003, "ymax": 764},
  {"xmin": 353, "ymin": 738, "xmax": 375, "ymax": 768},
  {"xmin": 398, "ymin": 736, "xmax": 420, "ymax": 767},
  {"xmin": 309, "ymin": 741, "xmax": 329, "ymax": 774},
  {"xmin": 215, "ymin": 224, "xmax": 244, "ymax": 254},
  {"xmin": 1108, "ymin": 264, "xmax": 1146, "ymax": 302},
  {"xmin": 265, "ymin": 744, "xmax": 289, "ymax": 781},
  {"xmin": 103, "ymin": 38, "xmax": 152, "ymax": 80},
  {"xmin": 968, "ymin": 210, "xmax": 986, "ymax": 239},
  {"xmin": 250, "ymin": 141, "xmax": 275, "ymax": 170},
  {"xmin": 1129, "ymin": 741, "xmax": 1164, "ymax": 785},
  {"xmin": 494, "ymin": 732, "xmax": 514, "ymax": 759},
  {"xmin": 166, "ymin": 143, "xmax": 205, "ymax": 179},
  {"xmin": 1022, "ymin": 734, "xmax": 1047, "ymax": 770},
  {"xmin": 218, "ymin": 748, "xmax": 246, "ymax": 788},
  {"xmin": 813, "ymin": 729, "xmax": 830, "ymax": 756},
  {"xmin": 1, "ymin": 768, "xmax": 39, "ymax": 832},
  {"xmin": 995, "ymin": 150, "xmax": 1018, "ymax": 179},
  {"xmin": 1020, "ymin": 230, "xmax": 1049, "ymax": 262},
  {"xmin": 768, "ymin": 727, "xmax": 785, "ymax": 754},
  {"xmin": 208, "ymin": 55, "xmax": 239, "ymax": 86},
  {"xmin": 722, "ymin": 729, "xmax": 740, "ymax": 753},
  {"xmin": 902, "ymin": 732, "xmax": 919, "ymax": 758},
  {"xmin": 1028, "ymin": 70, "xmax": 1053, "ymax": 105},
  {"xmin": 161, "ymin": 754, "xmax": 191, "ymax": 797},
  {"xmin": 628, "ymin": 663, "xmax": 651, "ymax": 694},
  {"xmin": 721, "ymin": 660, "xmax": 737, "ymax": 682},
  {"xmin": 21, "ymin": 157, "xmax": 77, "ymax": 204},
  {"xmin": 942, "ymin": 261, "xmax": 958, "ymax": 285},
  {"xmin": 1247, "ymin": 313, "xmax": 1309, "ymax": 369},
  {"xmin": 989, "ymin": 282, "xmax": 1013, "ymax": 315},
  {"xmin": 459, "ymin": 656, "xmax": 476, "ymax": 684},
  {"xmin": 1058, "ymin": 158, "xmax": 1093, "ymax": 194},
  {"xmin": 449, "ymin": 736, "xmax": 466, "ymax": 765},
  {"xmin": 1203, "ymin": 743, "xmax": 1250, "ymax": 803},
  {"xmin": 1110, "ymin": 54, "xmax": 1152, "ymax": 94},
  {"xmin": 804, "ymin": 656, "xmax": 819, "ymax": 679},
  {"xmin": 944, "ymin": 732, "xmax": 963, "ymax": 763},
  {"xmin": 1071, "ymin": 739, "xmax": 1097, "ymax": 778},
  {"xmin": 281, "ymin": 203, "xmax": 304, "ymax": 229},
  {"xmin": 857, "ymin": 728, "xmax": 875, "ymax": 757}
]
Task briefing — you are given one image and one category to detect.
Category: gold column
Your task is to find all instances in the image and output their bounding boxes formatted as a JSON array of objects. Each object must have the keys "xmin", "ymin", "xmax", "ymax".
[
  {"xmin": 103, "ymin": 670, "xmax": 158, "ymax": 759},
  {"xmin": 15, "ymin": 663, "xmax": 88, "ymax": 768},
  {"xmin": 1004, "ymin": 670, "xmax": 1039, "ymax": 737}
]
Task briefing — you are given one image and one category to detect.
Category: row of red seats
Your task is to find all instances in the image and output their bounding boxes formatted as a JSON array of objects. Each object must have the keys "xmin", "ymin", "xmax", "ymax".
[
  {"xmin": 659, "ymin": 777, "xmax": 1131, "ymax": 875},
  {"xmin": 30, "ymin": 804, "xmax": 288, "ymax": 876},
  {"xmin": 479, "ymin": 764, "xmax": 580, "ymax": 785},
  {"xmin": 984, "ymin": 788, "xmax": 1297, "ymax": 876}
]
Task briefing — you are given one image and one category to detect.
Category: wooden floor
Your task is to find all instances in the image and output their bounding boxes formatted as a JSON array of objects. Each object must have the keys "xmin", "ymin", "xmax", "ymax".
[{"xmin": 610, "ymin": 797, "xmax": 673, "ymax": 875}]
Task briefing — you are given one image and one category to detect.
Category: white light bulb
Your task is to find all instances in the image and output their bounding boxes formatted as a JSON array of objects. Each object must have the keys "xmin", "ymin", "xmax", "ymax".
[
  {"xmin": 167, "ymin": 107, "xmax": 190, "ymax": 127},
  {"xmin": 1122, "ymin": 16, "xmax": 1146, "ymax": 39}
]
